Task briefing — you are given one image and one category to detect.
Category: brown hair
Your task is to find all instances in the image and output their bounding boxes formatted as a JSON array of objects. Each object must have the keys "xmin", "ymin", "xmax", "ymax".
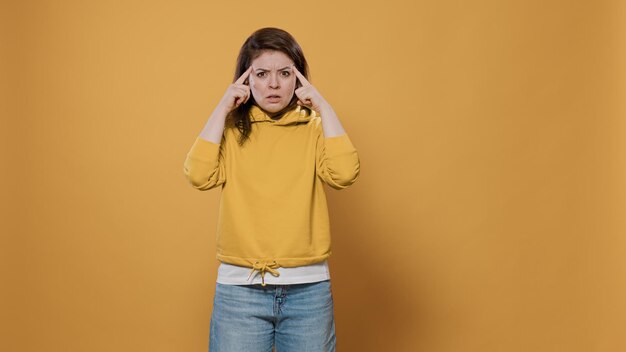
[{"xmin": 227, "ymin": 27, "xmax": 311, "ymax": 146}]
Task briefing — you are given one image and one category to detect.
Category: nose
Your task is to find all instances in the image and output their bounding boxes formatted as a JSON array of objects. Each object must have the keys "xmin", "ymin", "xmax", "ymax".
[{"xmin": 269, "ymin": 73, "xmax": 279, "ymax": 89}]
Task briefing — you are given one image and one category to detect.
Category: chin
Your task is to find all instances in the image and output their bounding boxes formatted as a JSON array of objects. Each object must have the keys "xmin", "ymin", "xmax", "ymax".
[
  {"xmin": 260, "ymin": 103, "xmax": 288, "ymax": 113},
  {"xmin": 262, "ymin": 106, "xmax": 282, "ymax": 113}
]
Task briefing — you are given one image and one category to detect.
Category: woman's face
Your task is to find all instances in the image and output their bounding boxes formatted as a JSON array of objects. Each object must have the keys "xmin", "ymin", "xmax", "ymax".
[{"xmin": 249, "ymin": 50, "xmax": 297, "ymax": 114}]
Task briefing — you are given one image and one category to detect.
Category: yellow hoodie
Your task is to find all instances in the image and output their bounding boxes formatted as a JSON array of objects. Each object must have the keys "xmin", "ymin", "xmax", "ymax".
[{"xmin": 183, "ymin": 104, "xmax": 360, "ymax": 285}]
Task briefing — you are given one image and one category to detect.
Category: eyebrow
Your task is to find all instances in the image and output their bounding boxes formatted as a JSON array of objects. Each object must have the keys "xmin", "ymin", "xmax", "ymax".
[{"xmin": 254, "ymin": 66, "xmax": 292, "ymax": 72}]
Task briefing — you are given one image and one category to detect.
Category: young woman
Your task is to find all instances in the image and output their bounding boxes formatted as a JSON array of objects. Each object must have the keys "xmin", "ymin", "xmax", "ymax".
[{"xmin": 183, "ymin": 27, "xmax": 360, "ymax": 352}]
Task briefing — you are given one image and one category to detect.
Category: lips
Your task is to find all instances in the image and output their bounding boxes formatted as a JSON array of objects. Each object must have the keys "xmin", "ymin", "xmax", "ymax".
[{"xmin": 266, "ymin": 95, "xmax": 281, "ymax": 103}]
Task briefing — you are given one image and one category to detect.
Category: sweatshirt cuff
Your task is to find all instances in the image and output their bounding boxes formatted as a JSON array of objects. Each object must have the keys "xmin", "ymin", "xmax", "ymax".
[
  {"xmin": 187, "ymin": 136, "xmax": 221, "ymax": 161},
  {"xmin": 323, "ymin": 133, "xmax": 356, "ymax": 155}
]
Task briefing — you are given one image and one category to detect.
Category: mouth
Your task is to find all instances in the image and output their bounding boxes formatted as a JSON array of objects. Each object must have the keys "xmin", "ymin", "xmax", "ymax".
[{"xmin": 266, "ymin": 95, "xmax": 282, "ymax": 103}]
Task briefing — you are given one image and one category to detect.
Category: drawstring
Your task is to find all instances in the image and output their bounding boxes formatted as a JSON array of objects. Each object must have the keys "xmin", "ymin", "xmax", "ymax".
[{"xmin": 247, "ymin": 261, "xmax": 280, "ymax": 286}]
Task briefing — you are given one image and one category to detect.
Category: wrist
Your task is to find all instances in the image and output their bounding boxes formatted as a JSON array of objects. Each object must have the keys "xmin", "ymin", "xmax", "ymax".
[
  {"xmin": 317, "ymin": 102, "xmax": 334, "ymax": 116},
  {"xmin": 214, "ymin": 103, "xmax": 231, "ymax": 116}
]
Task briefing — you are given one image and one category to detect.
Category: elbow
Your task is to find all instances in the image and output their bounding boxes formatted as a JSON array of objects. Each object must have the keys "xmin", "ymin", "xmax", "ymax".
[
  {"xmin": 187, "ymin": 179, "xmax": 215, "ymax": 191},
  {"xmin": 330, "ymin": 174, "xmax": 359, "ymax": 190},
  {"xmin": 183, "ymin": 167, "xmax": 222, "ymax": 191},
  {"xmin": 187, "ymin": 178, "xmax": 221, "ymax": 191},
  {"xmin": 324, "ymin": 165, "xmax": 360, "ymax": 190}
]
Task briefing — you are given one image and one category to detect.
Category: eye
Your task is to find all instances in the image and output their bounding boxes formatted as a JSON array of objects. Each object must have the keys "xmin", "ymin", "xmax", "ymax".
[
  {"xmin": 256, "ymin": 72, "xmax": 266, "ymax": 77},
  {"xmin": 280, "ymin": 71, "xmax": 291, "ymax": 77}
]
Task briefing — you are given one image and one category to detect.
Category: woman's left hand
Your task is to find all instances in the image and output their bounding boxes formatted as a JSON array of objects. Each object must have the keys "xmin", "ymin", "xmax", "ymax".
[{"xmin": 293, "ymin": 65, "xmax": 328, "ymax": 113}]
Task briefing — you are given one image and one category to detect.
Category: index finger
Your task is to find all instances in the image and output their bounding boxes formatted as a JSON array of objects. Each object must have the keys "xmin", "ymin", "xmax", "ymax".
[
  {"xmin": 292, "ymin": 65, "xmax": 310, "ymax": 87},
  {"xmin": 235, "ymin": 66, "xmax": 253, "ymax": 85}
]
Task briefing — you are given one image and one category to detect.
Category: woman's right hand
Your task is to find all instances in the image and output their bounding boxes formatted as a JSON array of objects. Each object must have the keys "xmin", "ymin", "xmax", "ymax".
[{"xmin": 217, "ymin": 66, "xmax": 253, "ymax": 113}]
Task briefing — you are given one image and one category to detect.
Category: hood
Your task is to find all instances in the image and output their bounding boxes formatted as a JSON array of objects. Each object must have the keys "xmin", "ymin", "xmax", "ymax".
[{"xmin": 249, "ymin": 104, "xmax": 316, "ymax": 126}]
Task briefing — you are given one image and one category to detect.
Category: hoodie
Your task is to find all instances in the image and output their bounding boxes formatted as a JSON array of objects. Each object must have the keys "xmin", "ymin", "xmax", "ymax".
[{"xmin": 183, "ymin": 104, "xmax": 360, "ymax": 285}]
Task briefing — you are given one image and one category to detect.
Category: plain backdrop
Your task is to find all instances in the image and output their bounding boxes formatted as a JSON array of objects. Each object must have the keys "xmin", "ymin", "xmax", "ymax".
[{"xmin": 2, "ymin": 0, "xmax": 625, "ymax": 351}]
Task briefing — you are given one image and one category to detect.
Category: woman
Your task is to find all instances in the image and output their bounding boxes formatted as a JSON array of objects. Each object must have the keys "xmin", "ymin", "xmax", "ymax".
[{"xmin": 183, "ymin": 27, "xmax": 360, "ymax": 352}]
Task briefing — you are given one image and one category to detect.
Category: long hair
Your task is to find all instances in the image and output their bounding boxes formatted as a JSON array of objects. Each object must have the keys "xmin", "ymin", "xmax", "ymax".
[{"xmin": 228, "ymin": 27, "xmax": 311, "ymax": 146}]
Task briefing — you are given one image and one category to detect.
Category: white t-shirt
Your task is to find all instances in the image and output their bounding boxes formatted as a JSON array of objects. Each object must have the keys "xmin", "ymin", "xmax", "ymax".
[{"xmin": 216, "ymin": 260, "xmax": 330, "ymax": 285}]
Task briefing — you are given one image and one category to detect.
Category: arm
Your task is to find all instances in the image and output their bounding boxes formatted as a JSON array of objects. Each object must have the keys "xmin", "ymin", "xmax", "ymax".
[
  {"xmin": 183, "ymin": 66, "xmax": 253, "ymax": 190},
  {"xmin": 318, "ymin": 103, "xmax": 346, "ymax": 138},
  {"xmin": 198, "ymin": 105, "xmax": 229, "ymax": 143},
  {"xmin": 315, "ymin": 98, "xmax": 361, "ymax": 189},
  {"xmin": 291, "ymin": 65, "xmax": 360, "ymax": 189},
  {"xmin": 183, "ymin": 139, "xmax": 227, "ymax": 191},
  {"xmin": 315, "ymin": 117, "xmax": 360, "ymax": 190}
]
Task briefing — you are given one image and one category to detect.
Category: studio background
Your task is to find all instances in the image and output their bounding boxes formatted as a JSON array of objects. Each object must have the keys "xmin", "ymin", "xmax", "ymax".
[{"xmin": 2, "ymin": 1, "xmax": 625, "ymax": 351}]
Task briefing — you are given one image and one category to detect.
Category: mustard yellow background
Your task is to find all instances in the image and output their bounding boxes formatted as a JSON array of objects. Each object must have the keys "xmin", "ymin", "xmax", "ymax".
[{"xmin": 2, "ymin": 0, "xmax": 625, "ymax": 351}]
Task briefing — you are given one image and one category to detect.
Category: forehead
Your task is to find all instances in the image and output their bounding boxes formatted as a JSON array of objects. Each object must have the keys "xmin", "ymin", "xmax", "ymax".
[{"xmin": 251, "ymin": 50, "xmax": 294, "ymax": 69}]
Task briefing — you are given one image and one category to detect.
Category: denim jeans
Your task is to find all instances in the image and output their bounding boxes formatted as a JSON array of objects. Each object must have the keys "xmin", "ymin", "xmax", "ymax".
[{"xmin": 209, "ymin": 280, "xmax": 336, "ymax": 352}]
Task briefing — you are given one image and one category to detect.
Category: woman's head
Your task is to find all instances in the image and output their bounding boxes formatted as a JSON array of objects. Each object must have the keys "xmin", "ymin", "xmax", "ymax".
[
  {"xmin": 234, "ymin": 27, "xmax": 309, "ymax": 113},
  {"xmin": 228, "ymin": 27, "xmax": 310, "ymax": 145}
]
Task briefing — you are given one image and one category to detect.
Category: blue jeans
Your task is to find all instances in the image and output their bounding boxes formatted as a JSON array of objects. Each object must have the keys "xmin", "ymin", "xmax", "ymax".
[{"xmin": 209, "ymin": 280, "xmax": 336, "ymax": 352}]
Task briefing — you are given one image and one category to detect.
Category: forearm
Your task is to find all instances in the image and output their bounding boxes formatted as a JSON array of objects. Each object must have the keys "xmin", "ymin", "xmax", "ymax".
[
  {"xmin": 199, "ymin": 105, "xmax": 229, "ymax": 144},
  {"xmin": 318, "ymin": 102, "xmax": 346, "ymax": 138}
]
